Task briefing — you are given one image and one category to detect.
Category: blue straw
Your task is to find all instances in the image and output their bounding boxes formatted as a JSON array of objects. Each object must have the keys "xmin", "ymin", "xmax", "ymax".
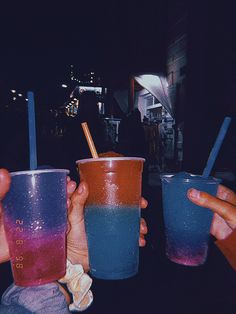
[
  {"xmin": 202, "ymin": 117, "xmax": 232, "ymax": 178},
  {"xmin": 27, "ymin": 91, "xmax": 38, "ymax": 170}
]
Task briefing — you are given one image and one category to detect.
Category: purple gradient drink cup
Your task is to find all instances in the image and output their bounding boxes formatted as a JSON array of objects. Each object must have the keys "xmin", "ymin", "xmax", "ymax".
[
  {"xmin": 2, "ymin": 169, "xmax": 69, "ymax": 286},
  {"xmin": 161, "ymin": 172, "xmax": 221, "ymax": 266}
]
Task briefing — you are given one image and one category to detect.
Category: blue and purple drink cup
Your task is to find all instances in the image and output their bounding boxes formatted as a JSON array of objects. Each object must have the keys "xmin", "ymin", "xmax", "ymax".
[
  {"xmin": 161, "ymin": 172, "xmax": 221, "ymax": 266},
  {"xmin": 2, "ymin": 169, "xmax": 69, "ymax": 286},
  {"xmin": 77, "ymin": 157, "xmax": 144, "ymax": 280}
]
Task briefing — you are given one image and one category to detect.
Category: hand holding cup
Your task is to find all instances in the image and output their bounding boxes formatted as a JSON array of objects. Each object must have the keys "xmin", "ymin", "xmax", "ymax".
[
  {"xmin": 188, "ymin": 184, "xmax": 236, "ymax": 240},
  {"xmin": 67, "ymin": 180, "xmax": 148, "ymax": 273}
]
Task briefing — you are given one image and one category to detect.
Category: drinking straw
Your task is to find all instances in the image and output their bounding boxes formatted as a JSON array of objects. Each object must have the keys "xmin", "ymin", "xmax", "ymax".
[
  {"xmin": 27, "ymin": 91, "xmax": 38, "ymax": 170},
  {"xmin": 202, "ymin": 116, "xmax": 232, "ymax": 178},
  {"xmin": 81, "ymin": 122, "xmax": 99, "ymax": 158}
]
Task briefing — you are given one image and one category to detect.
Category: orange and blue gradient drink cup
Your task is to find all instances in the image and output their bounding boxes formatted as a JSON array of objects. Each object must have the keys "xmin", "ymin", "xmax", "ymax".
[
  {"xmin": 2, "ymin": 169, "xmax": 69, "ymax": 286},
  {"xmin": 77, "ymin": 157, "xmax": 144, "ymax": 280},
  {"xmin": 161, "ymin": 172, "xmax": 221, "ymax": 266}
]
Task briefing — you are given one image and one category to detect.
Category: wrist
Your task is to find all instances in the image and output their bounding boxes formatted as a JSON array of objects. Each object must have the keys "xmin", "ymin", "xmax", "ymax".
[{"xmin": 67, "ymin": 248, "xmax": 89, "ymax": 272}]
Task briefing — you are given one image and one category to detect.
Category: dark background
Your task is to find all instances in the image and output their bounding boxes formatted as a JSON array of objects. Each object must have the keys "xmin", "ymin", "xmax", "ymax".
[
  {"xmin": 0, "ymin": 1, "xmax": 236, "ymax": 313},
  {"xmin": 0, "ymin": 1, "xmax": 167, "ymax": 101},
  {"xmin": 0, "ymin": 0, "xmax": 236, "ymax": 173}
]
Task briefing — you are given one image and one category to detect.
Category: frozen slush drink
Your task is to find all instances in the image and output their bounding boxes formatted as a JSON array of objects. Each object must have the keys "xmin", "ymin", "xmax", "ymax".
[
  {"xmin": 2, "ymin": 169, "xmax": 69, "ymax": 286},
  {"xmin": 161, "ymin": 172, "xmax": 221, "ymax": 266},
  {"xmin": 77, "ymin": 157, "xmax": 144, "ymax": 280}
]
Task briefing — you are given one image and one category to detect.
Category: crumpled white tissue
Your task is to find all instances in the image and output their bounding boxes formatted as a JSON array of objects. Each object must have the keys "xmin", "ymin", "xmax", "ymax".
[{"xmin": 59, "ymin": 259, "xmax": 93, "ymax": 312}]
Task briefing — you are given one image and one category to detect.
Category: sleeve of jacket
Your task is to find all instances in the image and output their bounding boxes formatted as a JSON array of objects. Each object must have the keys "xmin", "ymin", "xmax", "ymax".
[{"xmin": 215, "ymin": 229, "xmax": 236, "ymax": 270}]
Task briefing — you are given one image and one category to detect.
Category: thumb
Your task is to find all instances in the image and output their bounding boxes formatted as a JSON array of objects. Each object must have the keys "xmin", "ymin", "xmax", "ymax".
[
  {"xmin": 68, "ymin": 181, "xmax": 89, "ymax": 225},
  {"xmin": 187, "ymin": 188, "xmax": 236, "ymax": 229}
]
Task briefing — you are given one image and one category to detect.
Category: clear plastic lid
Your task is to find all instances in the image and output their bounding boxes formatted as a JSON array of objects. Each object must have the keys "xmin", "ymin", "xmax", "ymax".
[
  {"xmin": 76, "ymin": 157, "xmax": 145, "ymax": 164},
  {"xmin": 10, "ymin": 169, "xmax": 70, "ymax": 177},
  {"xmin": 160, "ymin": 171, "xmax": 221, "ymax": 183}
]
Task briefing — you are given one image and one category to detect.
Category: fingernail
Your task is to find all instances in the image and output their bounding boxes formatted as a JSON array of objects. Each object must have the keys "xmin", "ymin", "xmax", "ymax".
[
  {"xmin": 218, "ymin": 190, "xmax": 228, "ymax": 200},
  {"xmin": 78, "ymin": 184, "xmax": 84, "ymax": 194},
  {"xmin": 189, "ymin": 188, "xmax": 200, "ymax": 199}
]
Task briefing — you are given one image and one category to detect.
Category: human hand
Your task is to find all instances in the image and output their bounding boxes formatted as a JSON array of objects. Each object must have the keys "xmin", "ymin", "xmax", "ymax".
[
  {"xmin": 0, "ymin": 169, "xmax": 11, "ymax": 263},
  {"xmin": 66, "ymin": 181, "xmax": 148, "ymax": 272},
  {"xmin": 66, "ymin": 180, "xmax": 89, "ymax": 272},
  {"xmin": 187, "ymin": 184, "xmax": 236, "ymax": 240}
]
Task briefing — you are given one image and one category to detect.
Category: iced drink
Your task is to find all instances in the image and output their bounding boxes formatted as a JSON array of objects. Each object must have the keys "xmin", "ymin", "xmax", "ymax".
[
  {"xmin": 2, "ymin": 169, "xmax": 69, "ymax": 286},
  {"xmin": 161, "ymin": 172, "xmax": 221, "ymax": 266},
  {"xmin": 77, "ymin": 157, "xmax": 144, "ymax": 280}
]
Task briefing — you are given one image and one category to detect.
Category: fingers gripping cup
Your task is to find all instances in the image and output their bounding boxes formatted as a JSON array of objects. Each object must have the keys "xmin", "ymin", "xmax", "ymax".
[
  {"xmin": 77, "ymin": 157, "xmax": 145, "ymax": 280},
  {"xmin": 2, "ymin": 169, "xmax": 69, "ymax": 286},
  {"xmin": 161, "ymin": 172, "xmax": 221, "ymax": 266}
]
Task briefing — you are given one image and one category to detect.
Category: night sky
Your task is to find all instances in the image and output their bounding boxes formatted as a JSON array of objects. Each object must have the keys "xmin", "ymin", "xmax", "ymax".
[
  {"xmin": 0, "ymin": 0, "xmax": 169, "ymax": 172},
  {"xmin": 0, "ymin": 1, "xmax": 236, "ymax": 173},
  {"xmin": 1, "ymin": 1, "xmax": 236, "ymax": 102},
  {"xmin": 0, "ymin": 1, "xmax": 168, "ymax": 105}
]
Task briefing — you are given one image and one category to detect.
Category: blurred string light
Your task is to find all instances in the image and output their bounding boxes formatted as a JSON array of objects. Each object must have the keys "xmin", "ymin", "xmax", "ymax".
[
  {"xmin": 70, "ymin": 65, "xmax": 97, "ymax": 84},
  {"xmin": 10, "ymin": 89, "xmax": 27, "ymax": 102},
  {"xmin": 70, "ymin": 65, "xmax": 81, "ymax": 83}
]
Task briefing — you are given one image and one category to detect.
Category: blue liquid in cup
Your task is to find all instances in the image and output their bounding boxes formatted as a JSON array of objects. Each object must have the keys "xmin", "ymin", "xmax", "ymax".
[
  {"xmin": 161, "ymin": 172, "xmax": 221, "ymax": 266},
  {"xmin": 85, "ymin": 205, "xmax": 140, "ymax": 279}
]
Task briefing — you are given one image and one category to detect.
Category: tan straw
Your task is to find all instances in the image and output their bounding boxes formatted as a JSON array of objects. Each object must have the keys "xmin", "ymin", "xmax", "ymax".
[{"xmin": 81, "ymin": 122, "xmax": 99, "ymax": 158}]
